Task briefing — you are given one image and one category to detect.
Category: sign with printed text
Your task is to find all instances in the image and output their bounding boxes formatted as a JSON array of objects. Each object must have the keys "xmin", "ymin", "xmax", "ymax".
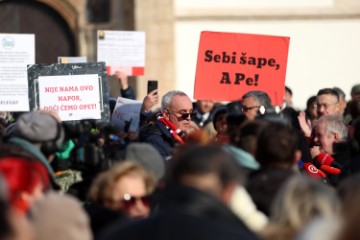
[
  {"xmin": 38, "ymin": 74, "xmax": 101, "ymax": 121},
  {"xmin": 111, "ymin": 97, "xmax": 142, "ymax": 133},
  {"xmin": 97, "ymin": 30, "xmax": 145, "ymax": 76},
  {"xmin": 0, "ymin": 33, "xmax": 35, "ymax": 111},
  {"xmin": 194, "ymin": 31, "xmax": 290, "ymax": 105}
]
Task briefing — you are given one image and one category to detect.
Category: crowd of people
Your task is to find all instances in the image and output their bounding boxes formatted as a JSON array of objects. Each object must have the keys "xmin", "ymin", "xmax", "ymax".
[{"xmin": 0, "ymin": 71, "xmax": 360, "ymax": 240}]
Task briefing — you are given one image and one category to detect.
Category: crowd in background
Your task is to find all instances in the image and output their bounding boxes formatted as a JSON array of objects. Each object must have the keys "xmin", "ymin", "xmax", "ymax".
[{"xmin": 1, "ymin": 74, "xmax": 360, "ymax": 240}]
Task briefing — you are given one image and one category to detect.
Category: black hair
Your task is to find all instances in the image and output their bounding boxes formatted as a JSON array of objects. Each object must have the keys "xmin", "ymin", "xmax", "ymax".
[
  {"xmin": 256, "ymin": 121, "xmax": 299, "ymax": 168},
  {"xmin": 168, "ymin": 144, "xmax": 242, "ymax": 187},
  {"xmin": 317, "ymin": 88, "xmax": 339, "ymax": 102},
  {"xmin": 306, "ymin": 96, "xmax": 317, "ymax": 109},
  {"xmin": 285, "ymin": 86, "xmax": 293, "ymax": 96}
]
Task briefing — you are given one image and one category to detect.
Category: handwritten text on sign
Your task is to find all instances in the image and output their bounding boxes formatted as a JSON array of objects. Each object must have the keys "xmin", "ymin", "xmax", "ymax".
[
  {"xmin": 38, "ymin": 74, "xmax": 101, "ymax": 121},
  {"xmin": 194, "ymin": 31, "xmax": 290, "ymax": 105}
]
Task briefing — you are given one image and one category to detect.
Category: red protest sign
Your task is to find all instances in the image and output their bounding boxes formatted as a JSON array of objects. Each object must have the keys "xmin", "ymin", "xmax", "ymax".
[{"xmin": 194, "ymin": 31, "xmax": 290, "ymax": 105}]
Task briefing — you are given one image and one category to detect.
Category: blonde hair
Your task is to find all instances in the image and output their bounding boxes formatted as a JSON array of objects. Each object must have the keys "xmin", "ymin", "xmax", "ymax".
[
  {"xmin": 261, "ymin": 175, "xmax": 340, "ymax": 240},
  {"xmin": 88, "ymin": 161, "xmax": 156, "ymax": 204}
]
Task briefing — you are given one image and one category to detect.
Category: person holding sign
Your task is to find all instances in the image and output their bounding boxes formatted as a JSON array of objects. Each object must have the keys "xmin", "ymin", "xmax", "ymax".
[
  {"xmin": 139, "ymin": 90, "xmax": 195, "ymax": 159},
  {"xmin": 113, "ymin": 71, "xmax": 136, "ymax": 100}
]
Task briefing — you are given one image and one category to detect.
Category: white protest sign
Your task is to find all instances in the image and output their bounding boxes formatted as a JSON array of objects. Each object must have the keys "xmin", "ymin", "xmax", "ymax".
[
  {"xmin": 97, "ymin": 30, "xmax": 145, "ymax": 76},
  {"xmin": 111, "ymin": 97, "xmax": 142, "ymax": 133},
  {"xmin": 38, "ymin": 74, "xmax": 101, "ymax": 121},
  {"xmin": 0, "ymin": 33, "xmax": 35, "ymax": 111}
]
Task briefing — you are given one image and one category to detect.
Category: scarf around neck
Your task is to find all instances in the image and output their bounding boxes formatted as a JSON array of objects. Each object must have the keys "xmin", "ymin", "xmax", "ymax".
[{"xmin": 157, "ymin": 114, "xmax": 186, "ymax": 145}]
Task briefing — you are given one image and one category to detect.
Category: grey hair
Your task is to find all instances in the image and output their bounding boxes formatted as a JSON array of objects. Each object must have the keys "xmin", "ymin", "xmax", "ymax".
[
  {"xmin": 333, "ymin": 87, "xmax": 346, "ymax": 100},
  {"xmin": 269, "ymin": 175, "xmax": 340, "ymax": 233},
  {"xmin": 161, "ymin": 90, "xmax": 188, "ymax": 111},
  {"xmin": 242, "ymin": 91, "xmax": 272, "ymax": 108},
  {"xmin": 314, "ymin": 115, "xmax": 348, "ymax": 141}
]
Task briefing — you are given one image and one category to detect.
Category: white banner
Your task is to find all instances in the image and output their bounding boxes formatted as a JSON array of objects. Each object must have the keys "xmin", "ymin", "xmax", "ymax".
[
  {"xmin": 0, "ymin": 33, "xmax": 35, "ymax": 111},
  {"xmin": 38, "ymin": 74, "xmax": 101, "ymax": 121},
  {"xmin": 97, "ymin": 30, "xmax": 145, "ymax": 76}
]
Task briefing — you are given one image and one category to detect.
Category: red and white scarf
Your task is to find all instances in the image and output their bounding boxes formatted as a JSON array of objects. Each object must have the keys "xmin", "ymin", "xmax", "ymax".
[{"xmin": 157, "ymin": 114, "xmax": 186, "ymax": 145}]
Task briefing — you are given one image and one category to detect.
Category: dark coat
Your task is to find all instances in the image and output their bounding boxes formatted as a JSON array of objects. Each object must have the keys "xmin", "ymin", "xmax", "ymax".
[
  {"xmin": 120, "ymin": 87, "xmax": 136, "ymax": 100},
  {"xmin": 139, "ymin": 122, "xmax": 177, "ymax": 159},
  {"xmin": 83, "ymin": 201, "xmax": 129, "ymax": 238},
  {"xmin": 246, "ymin": 167, "xmax": 295, "ymax": 216},
  {"xmin": 192, "ymin": 104, "xmax": 216, "ymax": 128},
  {"xmin": 99, "ymin": 185, "xmax": 259, "ymax": 240}
]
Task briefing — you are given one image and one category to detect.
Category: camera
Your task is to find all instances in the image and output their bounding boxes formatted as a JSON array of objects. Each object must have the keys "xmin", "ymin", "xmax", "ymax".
[{"xmin": 62, "ymin": 120, "xmax": 126, "ymax": 174}]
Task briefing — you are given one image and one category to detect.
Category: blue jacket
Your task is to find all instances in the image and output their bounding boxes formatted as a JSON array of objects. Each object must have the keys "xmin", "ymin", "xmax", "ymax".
[
  {"xmin": 120, "ymin": 87, "xmax": 136, "ymax": 100},
  {"xmin": 139, "ymin": 121, "xmax": 177, "ymax": 159}
]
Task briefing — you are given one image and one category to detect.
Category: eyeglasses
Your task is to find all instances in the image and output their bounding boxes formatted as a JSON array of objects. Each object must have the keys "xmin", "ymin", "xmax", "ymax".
[
  {"xmin": 242, "ymin": 105, "xmax": 260, "ymax": 112},
  {"xmin": 317, "ymin": 103, "xmax": 337, "ymax": 110},
  {"xmin": 120, "ymin": 193, "xmax": 151, "ymax": 209},
  {"xmin": 167, "ymin": 109, "xmax": 196, "ymax": 119}
]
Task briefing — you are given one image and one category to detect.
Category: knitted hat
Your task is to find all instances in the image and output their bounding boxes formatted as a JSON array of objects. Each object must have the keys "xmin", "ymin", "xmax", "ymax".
[
  {"xmin": 125, "ymin": 143, "xmax": 165, "ymax": 181},
  {"xmin": 29, "ymin": 192, "xmax": 92, "ymax": 240},
  {"xmin": 12, "ymin": 112, "xmax": 65, "ymax": 153}
]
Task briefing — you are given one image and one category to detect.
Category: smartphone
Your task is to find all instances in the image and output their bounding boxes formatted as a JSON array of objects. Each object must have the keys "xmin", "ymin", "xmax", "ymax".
[{"xmin": 147, "ymin": 80, "xmax": 158, "ymax": 94}]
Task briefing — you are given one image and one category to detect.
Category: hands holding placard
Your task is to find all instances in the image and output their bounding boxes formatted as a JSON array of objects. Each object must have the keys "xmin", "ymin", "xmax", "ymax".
[
  {"xmin": 114, "ymin": 71, "xmax": 129, "ymax": 90},
  {"xmin": 113, "ymin": 71, "xmax": 136, "ymax": 100}
]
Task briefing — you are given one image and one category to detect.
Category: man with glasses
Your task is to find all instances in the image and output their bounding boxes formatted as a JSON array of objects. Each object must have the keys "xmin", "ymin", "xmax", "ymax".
[
  {"xmin": 241, "ymin": 91, "xmax": 272, "ymax": 121},
  {"xmin": 317, "ymin": 88, "xmax": 340, "ymax": 118},
  {"xmin": 139, "ymin": 90, "xmax": 195, "ymax": 159},
  {"xmin": 299, "ymin": 88, "xmax": 342, "ymax": 138}
]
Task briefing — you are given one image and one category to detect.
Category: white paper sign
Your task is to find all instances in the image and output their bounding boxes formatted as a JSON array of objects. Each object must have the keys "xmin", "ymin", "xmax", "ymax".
[
  {"xmin": 97, "ymin": 30, "xmax": 145, "ymax": 76},
  {"xmin": 0, "ymin": 33, "xmax": 35, "ymax": 111},
  {"xmin": 111, "ymin": 97, "xmax": 142, "ymax": 133},
  {"xmin": 38, "ymin": 74, "xmax": 101, "ymax": 121}
]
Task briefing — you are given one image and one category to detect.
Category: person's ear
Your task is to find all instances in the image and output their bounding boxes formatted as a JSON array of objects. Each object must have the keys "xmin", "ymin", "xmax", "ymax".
[
  {"xmin": 335, "ymin": 102, "xmax": 340, "ymax": 113},
  {"xmin": 220, "ymin": 181, "xmax": 238, "ymax": 205},
  {"xmin": 18, "ymin": 192, "xmax": 32, "ymax": 211},
  {"xmin": 162, "ymin": 109, "xmax": 170, "ymax": 119},
  {"xmin": 333, "ymin": 133, "xmax": 340, "ymax": 142}
]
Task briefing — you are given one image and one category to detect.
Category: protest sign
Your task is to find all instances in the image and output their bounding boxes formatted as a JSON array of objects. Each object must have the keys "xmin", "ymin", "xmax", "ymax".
[
  {"xmin": 111, "ymin": 97, "xmax": 142, "ymax": 133},
  {"xmin": 97, "ymin": 30, "xmax": 145, "ymax": 76},
  {"xmin": 194, "ymin": 31, "xmax": 290, "ymax": 105},
  {"xmin": 58, "ymin": 56, "xmax": 87, "ymax": 64},
  {"xmin": 38, "ymin": 75, "xmax": 101, "ymax": 121},
  {"xmin": 28, "ymin": 62, "xmax": 110, "ymax": 123},
  {"xmin": 0, "ymin": 33, "xmax": 35, "ymax": 111}
]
